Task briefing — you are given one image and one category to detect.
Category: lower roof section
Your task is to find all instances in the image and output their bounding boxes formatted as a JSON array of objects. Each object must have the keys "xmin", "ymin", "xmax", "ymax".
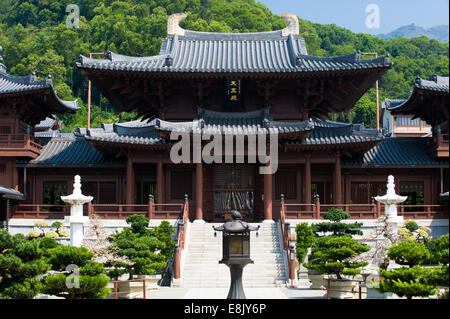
[
  {"xmin": 0, "ymin": 185, "xmax": 25, "ymax": 201},
  {"xmin": 17, "ymin": 135, "xmax": 124, "ymax": 168},
  {"xmin": 342, "ymin": 137, "xmax": 448, "ymax": 168}
]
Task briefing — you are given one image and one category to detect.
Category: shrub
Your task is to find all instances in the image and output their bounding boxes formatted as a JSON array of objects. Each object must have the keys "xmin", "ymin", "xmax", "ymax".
[
  {"xmin": 51, "ymin": 222, "xmax": 63, "ymax": 231},
  {"xmin": 311, "ymin": 208, "xmax": 363, "ymax": 237},
  {"xmin": 404, "ymin": 221, "xmax": 419, "ymax": 232},
  {"xmin": 57, "ymin": 230, "xmax": 70, "ymax": 238},
  {"xmin": 27, "ymin": 231, "xmax": 40, "ymax": 239},
  {"xmin": 45, "ymin": 231, "xmax": 59, "ymax": 238},
  {"xmin": 425, "ymin": 234, "xmax": 449, "ymax": 265},
  {"xmin": 387, "ymin": 241, "xmax": 431, "ymax": 267},
  {"xmin": 376, "ymin": 239, "xmax": 447, "ymax": 299},
  {"xmin": 295, "ymin": 223, "xmax": 315, "ymax": 264},
  {"xmin": 304, "ymin": 236, "xmax": 370, "ymax": 279},
  {"xmin": 107, "ymin": 215, "xmax": 175, "ymax": 279},
  {"xmin": 41, "ymin": 245, "xmax": 110, "ymax": 299},
  {"xmin": 0, "ymin": 229, "xmax": 50, "ymax": 299}
]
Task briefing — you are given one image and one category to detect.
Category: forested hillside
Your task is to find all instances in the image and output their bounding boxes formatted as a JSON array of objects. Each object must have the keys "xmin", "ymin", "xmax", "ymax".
[{"xmin": 0, "ymin": 0, "xmax": 448, "ymax": 131}]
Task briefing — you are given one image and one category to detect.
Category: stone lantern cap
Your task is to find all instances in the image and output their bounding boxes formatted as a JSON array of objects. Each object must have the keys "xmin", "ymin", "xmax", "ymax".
[
  {"xmin": 61, "ymin": 175, "xmax": 94, "ymax": 205},
  {"xmin": 374, "ymin": 175, "xmax": 407, "ymax": 205},
  {"xmin": 213, "ymin": 211, "xmax": 260, "ymax": 233}
]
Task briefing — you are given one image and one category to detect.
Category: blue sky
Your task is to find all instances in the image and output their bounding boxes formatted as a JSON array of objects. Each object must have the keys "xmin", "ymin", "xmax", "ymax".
[{"xmin": 258, "ymin": 0, "xmax": 449, "ymax": 34}]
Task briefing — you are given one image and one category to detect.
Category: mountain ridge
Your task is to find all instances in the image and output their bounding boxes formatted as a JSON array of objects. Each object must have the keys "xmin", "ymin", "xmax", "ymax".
[{"xmin": 377, "ymin": 23, "xmax": 449, "ymax": 42}]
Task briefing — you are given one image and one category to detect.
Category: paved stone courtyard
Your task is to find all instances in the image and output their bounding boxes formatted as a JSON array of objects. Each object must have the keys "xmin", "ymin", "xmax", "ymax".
[{"xmin": 109, "ymin": 287, "xmax": 327, "ymax": 299}]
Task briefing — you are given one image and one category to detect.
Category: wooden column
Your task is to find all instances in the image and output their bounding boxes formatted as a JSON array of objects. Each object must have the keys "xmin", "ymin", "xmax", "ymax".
[
  {"xmin": 195, "ymin": 162, "xmax": 203, "ymax": 221},
  {"xmin": 263, "ymin": 168, "xmax": 273, "ymax": 221},
  {"xmin": 304, "ymin": 155, "xmax": 311, "ymax": 204},
  {"xmin": 334, "ymin": 152, "xmax": 342, "ymax": 204},
  {"xmin": 156, "ymin": 160, "xmax": 163, "ymax": 204},
  {"xmin": 12, "ymin": 166, "xmax": 19, "ymax": 191},
  {"xmin": 126, "ymin": 153, "xmax": 134, "ymax": 205}
]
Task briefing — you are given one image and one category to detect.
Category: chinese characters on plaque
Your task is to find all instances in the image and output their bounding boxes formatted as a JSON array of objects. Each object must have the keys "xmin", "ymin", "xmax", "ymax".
[{"xmin": 226, "ymin": 78, "xmax": 242, "ymax": 107}]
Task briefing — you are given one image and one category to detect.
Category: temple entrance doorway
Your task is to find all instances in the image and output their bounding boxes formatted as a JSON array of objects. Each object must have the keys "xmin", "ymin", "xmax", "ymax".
[{"xmin": 212, "ymin": 164, "xmax": 255, "ymax": 221}]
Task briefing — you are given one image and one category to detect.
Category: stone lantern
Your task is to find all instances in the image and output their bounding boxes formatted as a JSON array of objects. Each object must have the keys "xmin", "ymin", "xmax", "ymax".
[
  {"xmin": 213, "ymin": 210, "xmax": 260, "ymax": 299},
  {"xmin": 61, "ymin": 175, "xmax": 93, "ymax": 247},
  {"xmin": 374, "ymin": 175, "xmax": 407, "ymax": 235}
]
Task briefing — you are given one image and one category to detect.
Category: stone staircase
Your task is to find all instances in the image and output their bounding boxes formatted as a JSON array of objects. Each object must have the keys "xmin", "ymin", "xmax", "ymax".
[{"xmin": 181, "ymin": 221, "xmax": 288, "ymax": 288}]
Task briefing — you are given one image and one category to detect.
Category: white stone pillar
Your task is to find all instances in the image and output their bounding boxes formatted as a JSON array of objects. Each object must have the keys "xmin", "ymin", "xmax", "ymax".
[
  {"xmin": 374, "ymin": 175, "xmax": 407, "ymax": 270},
  {"xmin": 374, "ymin": 175, "xmax": 407, "ymax": 235},
  {"xmin": 61, "ymin": 175, "xmax": 93, "ymax": 247}
]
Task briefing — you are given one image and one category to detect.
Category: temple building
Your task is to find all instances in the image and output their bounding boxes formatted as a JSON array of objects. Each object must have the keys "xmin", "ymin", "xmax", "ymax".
[
  {"xmin": 1, "ymin": 14, "xmax": 448, "ymax": 227},
  {"xmin": 1, "ymin": 13, "xmax": 448, "ymax": 289}
]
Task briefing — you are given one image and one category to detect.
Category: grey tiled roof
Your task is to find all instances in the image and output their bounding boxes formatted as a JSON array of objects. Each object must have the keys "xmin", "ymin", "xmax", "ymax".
[
  {"xmin": 79, "ymin": 120, "xmax": 166, "ymax": 146},
  {"xmin": 342, "ymin": 137, "xmax": 448, "ymax": 168},
  {"xmin": 35, "ymin": 116, "xmax": 57, "ymax": 129},
  {"xmin": 287, "ymin": 120, "xmax": 381, "ymax": 146},
  {"xmin": 386, "ymin": 74, "xmax": 449, "ymax": 125},
  {"xmin": 0, "ymin": 184, "xmax": 25, "ymax": 200},
  {"xmin": 415, "ymin": 74, "xmax": 449, "ymax": 92},
  {"xmin": 0, "ymin": 71, "xmax": 79, "ymax": 113},
  {"xmin": 77, "ymin": 32, "xmax": 390, "ymax": 74},
  {"xmin": 156, "ymin": 107, "xmax": 313, "ymax": 135},
  {"xmin": 19, "ymin": 135, "xmax": 124, "ymax": 167}
]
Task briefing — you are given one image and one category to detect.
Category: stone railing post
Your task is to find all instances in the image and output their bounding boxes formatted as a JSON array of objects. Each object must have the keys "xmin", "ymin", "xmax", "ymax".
[
  {"xmin": 148, "ymin": 194, "xmax": 155, "ymax": 219},
  {"xmin": 314, "ymin": 194, "xmax": 321, "ymax": 219}
]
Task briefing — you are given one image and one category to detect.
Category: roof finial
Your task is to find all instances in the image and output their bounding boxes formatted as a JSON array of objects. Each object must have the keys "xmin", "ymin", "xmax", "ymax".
[
  {"xmin": 167, "ymin": 13, "xmax": 188, "ymax": 36},
  {"xmin": 279, "ymin": 14, "xmax": 299, "ymax": 36},
  {"xmin": 0, "ymin": 46, "xmax": 6, "ymax": 73}
]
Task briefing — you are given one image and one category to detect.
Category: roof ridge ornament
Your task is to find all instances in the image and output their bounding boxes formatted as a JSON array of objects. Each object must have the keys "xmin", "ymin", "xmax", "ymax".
[
  {"xmin": 167, "ymin": 13, "xmax": 188, "ymax": 36},
  {"xmin": 279, "ymin": 14, "xmax": 300, "ymax": 36}
]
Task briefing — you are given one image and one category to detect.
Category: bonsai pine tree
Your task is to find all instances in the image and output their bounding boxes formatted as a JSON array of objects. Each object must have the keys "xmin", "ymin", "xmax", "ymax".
[
  {"xmin": 304, "ymin": 208, "xmax": 369, "ymax": 279},
  {"xmin": 295, "ymin": 223, "xmax": 315, "ymax": 265},
  {"xmin": 41, "ymin": 245, "xmax": 110, "ymax": 299},
  {"xmin": 305, "ymin": 236, "xmax": 370, "ymax": 279},
  {"xmin": 107, "ymin": 214, "xmax": 175, "ymax": 280},
  {"xmin": 377, "ymin": 241, "xmax": 440, "ymax": 299},
  {"xmin": 311, "ymin": 208, "xmax": 363, "ymax": 237},
  {"xmin": 0, "ymin": 229, "xmax": 50, "ymax": 299}
]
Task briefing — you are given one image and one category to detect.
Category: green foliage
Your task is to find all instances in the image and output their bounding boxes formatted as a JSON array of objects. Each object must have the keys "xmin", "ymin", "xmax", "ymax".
[
  {"xmin": 378, "ymin": 267, "xmax": 439, "ymax": 299},
  {"xmin": 304, "ymin": 236, "xmax": 370, "ymax": 279},
  {"xmin": 41, "ymin": 245, "xmax": 110, "ymax": 299},
  {"xmin": 0, "ymin": 229, "xmax": 50, "ymax": 299},
  {"xmin": 295, "ymin": 223, "xmax": 315, "ymax": 264},
  {"xmin": 376, "ymin": 235, "xmax": 448, "ymax": 299},
  {"xmin": 45, "ymin": 245, "xmax": 94, "ymax": 271},
  {"xmin": 387, "ymin": 241, "xmax": 431, "ymax": 267},
  {"xmin": 51, "ymin": 221, "xmax": 63, "ymax": 231},
  {"xmin": 311, "ymin": 208, "xmax": 363, "ymax": 237},
  {"xmin": 404, "ymin": 221, "xmax": 419, "ymax": 232},
  {"xmin": 425, "ymin": 234, "xmax": 449, "ymax": 265},
  {"xmin": 108, "ymin": 215, "xmax": 175, "ymax": 279},
  {"xmin": 0, "ymin": 0, "xmax": 447, "ymax": 131}
]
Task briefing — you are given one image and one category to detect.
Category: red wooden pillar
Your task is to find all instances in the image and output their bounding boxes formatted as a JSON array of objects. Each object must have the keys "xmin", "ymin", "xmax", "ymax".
[
  {"xmin": 263, "ymin": 168, "xmax": 273, "ymax": 221},
  {"xmin": 173, "ymin": 244, "xmax": 181, "ymax": 279},
  {"xmin": 156, "ymin": 160, "xmax": 163, "ymax": 204},
  {"xmin": 195, "ymin": 162, "xmax": 203, "ymax": 221},
  {"xmin": 126, "ymin": 153, "xmax": 134, "ymax": 206},
  {"xmin": 334, "ymin": 152, "xmax": 342, "ymax": 204},
  {"xmin": 12, "ymin": 166, "xmax": 19, "ymax": 191},
  {"xmin": 304, "ymin": 155, "xmax": 311, "ymax": 204}
]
